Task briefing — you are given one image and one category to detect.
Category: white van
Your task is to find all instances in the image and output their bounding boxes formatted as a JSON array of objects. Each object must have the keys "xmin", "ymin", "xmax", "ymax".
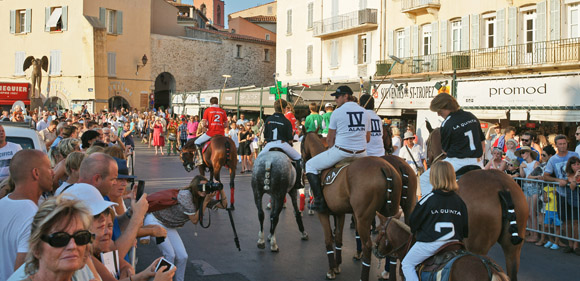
[{"xmin": 3, "ymin": 122, "xmax": 47, "ymax": 154}]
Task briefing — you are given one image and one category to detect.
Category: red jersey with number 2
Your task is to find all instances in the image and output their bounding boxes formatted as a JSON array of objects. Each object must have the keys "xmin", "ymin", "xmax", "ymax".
[
  {"xmin": 203, "ymin": 106, "xmax": 227, "ymax": 137},
  {"xmin": 285, "ymin": 112, "xmax": 298, "ymax": 135}
]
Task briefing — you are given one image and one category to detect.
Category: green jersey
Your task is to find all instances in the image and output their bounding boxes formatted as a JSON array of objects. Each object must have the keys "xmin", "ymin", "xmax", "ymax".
[
  {"xmin": 322, "ymin": 111, "xmax": 332, "ymax": 134},
  {"xmin": 305, "ymin": 113, "xmax": 324, "ymax": 133}
]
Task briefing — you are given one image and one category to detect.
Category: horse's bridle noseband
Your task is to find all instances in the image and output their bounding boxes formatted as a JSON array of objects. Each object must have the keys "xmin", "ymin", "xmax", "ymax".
[{"xmin": 374, "ymin": 217, "xmax": 413, "ymax": 260}]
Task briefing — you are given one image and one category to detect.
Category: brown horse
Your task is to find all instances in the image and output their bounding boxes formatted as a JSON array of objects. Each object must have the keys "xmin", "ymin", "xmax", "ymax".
[
  {"xmin": 373, "ymin": 213, "xmax": 509, "ymax": 281},
  {"xmin": 179, "ymin": 136, "xmax": 238, "ymax": 208},
  {"xmin": 302, "ymin": 132, "xmax": 403, "ymax": 281},
  {"xmin": 382, "ymin": 155, "xmax": 417, "ymax": 224},
  {"xmin": 423, "ymin": 123, "xmax": 528, "ymax": 281}
]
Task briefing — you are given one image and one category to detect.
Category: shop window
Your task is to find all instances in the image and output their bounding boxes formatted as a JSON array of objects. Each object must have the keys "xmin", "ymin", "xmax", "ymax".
[
  {"xmin": 569, "ymin": 4, "xmax": 579, "ymax": 38},
  {"xmin": 14, "ymin": 51, "xmax": 25, "ymax": 76},
  {"xmin": 396, "ymin": 30, "xmax": 405, "ymax": 58},
  {"xmin": 108, "ymin": 52, "xmax": 116, "ymax": 77},
  {"xmin": 307, "ymin": 45, "xmax": 313, "ymax": 73},
  {"xmin": 422, "ymin": 24, "xmax": 432, "ymax": 55},
  {"xmin": 10, "ymin": 9, "xmax": 30, "ymax": 34},
  {"xmin": 49, "ymin": 50, "xmax": 61, "ymax": 76},
  {"xmin": 286, "ymin": 49, "xmax": 292, "ymax": 75},
  {"xmin": 451, "ymin": 20, "xmax": 462, "ymax": 52},
  {"xmin": 46, "ymin": 6, "xmax": 67, "ymax": 32}
]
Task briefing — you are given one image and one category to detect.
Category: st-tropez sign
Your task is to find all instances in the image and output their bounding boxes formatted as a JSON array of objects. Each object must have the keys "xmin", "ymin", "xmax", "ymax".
[
  {"xmin": 375, "ymin": 81, "xmax": 437, "ymax": 109},
  {"xmin": 457, "ymin": 75, "xmax": 580, "ymax": 107}
]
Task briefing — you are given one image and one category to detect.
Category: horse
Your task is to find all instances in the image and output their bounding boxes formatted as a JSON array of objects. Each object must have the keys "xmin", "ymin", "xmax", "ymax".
[
  {"xmin": 373, "ymin": 213, "xmax": 509, "ymax": 281},
  {"xmin": 251, "ymin": 151, "xmax": 308, "ymax": 252},
  {"xmin": 382, "ymin": 155, "xmax": 417, "ymax": 224},
  {"xmin": 382, "ymin": 123, "xmax": 393, "ymax": 155},
  {"xmin": 179, "ymin": 135, "xmax": 238, "ymax": 209},
  {"xmin": 423, "ymin": 123, "xmax": 528, "ymax": 281},
  {"xmin": 301, "ymin": 132, "xmax": 403, "ymax": 281}
]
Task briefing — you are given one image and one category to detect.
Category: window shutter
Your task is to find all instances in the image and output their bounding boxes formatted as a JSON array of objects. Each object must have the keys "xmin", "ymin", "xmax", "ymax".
[
  {"xmin": 387, "ymin": 29, "xmax": 394, "ymax": 56},
  {"xmin": 367, "ymin": 32, "xmax": 372, "ymax": 63},
  {"xmin": 412, "ymin": 25, "xmax": 419, "ymax": 57},
  {"xmin": 45, "ymin": 7, "xmax": 51, "ymax": 32},
  {"xmin": 404, "ymin": 27, "xmax": 410, "ymax": 58},
  {"xmin": 108, "ymin": 53, "xmax": 116, "ymax": 76},
  {"xmin": 287, "ymin": 10, "xmax": 292, "ymax": 34},
  {"xmin": 50, "ymin": 50, "xmax": 62, "ymax": 75},
  {"xmin": 461, "ymin": 15, "xmax": 469, "ymax": 51},
  {"xmin": 431, "ymin": 21, "xmax": 439, "ymax": 54},
  {"xmin": 99, "ymin": 7, "xmax": 106, "ymax": 26},
  {"xmin": 508, "ymin": 7, "xmax": 517, "ymax": 45},
  {"xmin": 15, "ymin": 52, "xmax": 25, "ymax": 75},
  {"xmin": 62, "ymin": 6, "xmax": 68, "ymax": 31},
  {"xmin": 471, "ymin": 14, "xmax": 480, "ymax": 49},
  {"xmin": 497, "ymin": 8, "xmax": 506, "ymax": 46},
  {"xmin": 550, "ymin": 0, "xmax": 560, "ymax": 40},
  {"xmin": 307, "ymin": 3, "xmax": 313, "ymax": 29},
  {"xmin": 286, "ymin": 49, "xmax": 291, "ymax": 74},
  {"xmin": 307, "ymin": 45, "xmax": 313, "ymax": 72},
  {"xmin": 537, "ymin": 1, "xmax": 547, "ymax": 41},
  {"xmin": 116, "ymin": 11, "xmax": 123, "ymax": 35},
  {"xmin": 25, "ymin": 9, "xmax": 31, "ymax": 33},
  {"xmin": 441, "ymin": 20, "xmax": 448, "ymax": 53},
  {"xmin": 360, "ymin": 0, "xmax": 368, "ymax": 10},
  {"xmin": 354, "ymin": 35, "xmax": 359, "ymax": 64},
  {"xmin": 10, "ymin": 10, "xmax": 16, "ymax": 34}
]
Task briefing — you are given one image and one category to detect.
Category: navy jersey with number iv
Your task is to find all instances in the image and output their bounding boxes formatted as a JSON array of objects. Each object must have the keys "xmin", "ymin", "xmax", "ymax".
[{"xmin": 440, "ymin": 109, "xmax": 485, "ymax": 159}]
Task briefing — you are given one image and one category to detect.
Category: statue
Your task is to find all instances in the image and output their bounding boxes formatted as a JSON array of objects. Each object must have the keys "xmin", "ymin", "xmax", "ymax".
[{"xmin": 23, "ymin": 56, "xmax": 49, "ymax": 98}]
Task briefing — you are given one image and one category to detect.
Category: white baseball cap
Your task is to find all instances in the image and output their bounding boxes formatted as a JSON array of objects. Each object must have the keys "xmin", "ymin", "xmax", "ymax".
[
  {"xmin": 325, "ymin": 103, "xmax": 333, "ymax": 108},
  {"xmin": 61, "ymin": 183, "xmax": 117, "ymax": 215}
]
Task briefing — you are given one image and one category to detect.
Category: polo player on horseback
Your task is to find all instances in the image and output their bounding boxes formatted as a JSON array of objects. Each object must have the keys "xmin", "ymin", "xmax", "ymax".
[
  {"xmin": 259, "ymin": 98, "xmax": 304, "ymax": 189},
  {"xmin": 420, "ymin": 94, "xmax": 485, "ymax": 195},
  {"xmin": 194, "ymin": 97, "xmax": 228, "ymax": 166},
  {"xmin": 305, "ymin": 85, "xmax": 370, "ymax": 212}
]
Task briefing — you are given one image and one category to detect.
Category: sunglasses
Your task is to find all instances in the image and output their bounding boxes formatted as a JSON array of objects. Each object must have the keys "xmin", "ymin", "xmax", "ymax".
[
  {"xmin": 41, "ymin": 230, "xmax": 94, "ymax": 248},
  {"xmin": 576, "ymin": 133, "xmax": 580, "ymax": 136},
  {"xmin": 521, "ymin": 139, "xmax": 530, "ymax": 142}
]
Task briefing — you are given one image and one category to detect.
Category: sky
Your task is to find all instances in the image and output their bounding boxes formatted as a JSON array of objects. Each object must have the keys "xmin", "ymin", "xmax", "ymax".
[{"xmin": 182, "ymin": 0, "xmax": 272, "ymax": 28}]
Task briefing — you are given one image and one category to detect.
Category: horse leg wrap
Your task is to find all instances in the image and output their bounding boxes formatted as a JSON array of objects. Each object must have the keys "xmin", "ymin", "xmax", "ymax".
[
  {"xmin": 360, "ymin": 258, "xmax": 371, "ymax": 281},
  {"xmin": 299, "ymin": 194, "xmax": 305, "ymax": 212},
  {"xmin": 335, "ymin": 246, "xmax": 342, "ymax": 265},
  {"xmin": 326, "ymin": 250, "xmax": 336, "ymax": 269}
]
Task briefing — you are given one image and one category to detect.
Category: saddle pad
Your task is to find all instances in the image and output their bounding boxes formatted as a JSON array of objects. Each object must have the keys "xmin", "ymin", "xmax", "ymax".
[
  {"xmin": 202, "ymin": 141, "xmax": 211, "ymax": 154},
  {"xmin": 419, "ymin": 253, "xmax": 465, "ymax": 281},
  {"xmin": 323, "ymin": 166, "xmax": 347, "ymax": 186}
]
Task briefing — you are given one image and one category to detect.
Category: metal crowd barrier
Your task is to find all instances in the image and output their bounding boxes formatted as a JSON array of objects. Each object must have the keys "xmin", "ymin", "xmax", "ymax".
[{"xmin": 514, "ymin": 177, "xmax": 580, "ymax": 243}]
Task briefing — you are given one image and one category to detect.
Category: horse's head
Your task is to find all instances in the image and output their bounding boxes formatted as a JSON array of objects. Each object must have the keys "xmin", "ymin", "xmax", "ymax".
[
  {"xmin": 425, "ymin": 127, "xmax": 445, "ymax": 167},
  {"xmin": 373, "ymin": 212, "xmax": 412, "ymax": 260},
  {"xmin": 180, "ymin": 150, "xmax": 195, "ymax": 172},
  {"xmin": 382, "ymin": 123, "xmax": 393, "ymax": 154}
]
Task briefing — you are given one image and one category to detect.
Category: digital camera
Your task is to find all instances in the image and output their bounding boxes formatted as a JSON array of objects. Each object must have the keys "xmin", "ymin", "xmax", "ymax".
[{"xmin": 198, "ymin": 182, "xmax": 224, "ymax": 193}]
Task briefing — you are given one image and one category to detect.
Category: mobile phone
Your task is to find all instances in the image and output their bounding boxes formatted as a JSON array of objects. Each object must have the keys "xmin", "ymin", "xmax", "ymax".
[
  {"xmin": 156, "ymin": 236, "xmax": 165, "ymax": 244},
  {"xmin": 136, "ymin": 180, "xmax": 145, "ymax": 201},
  {"xmin": 155, "ymin": 258, "xmax": 174, "ymax": 272}
]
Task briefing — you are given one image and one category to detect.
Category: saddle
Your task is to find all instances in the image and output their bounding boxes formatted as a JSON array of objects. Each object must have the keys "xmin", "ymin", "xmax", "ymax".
[
  {"xmin": 201, "ymin": 141, "xmax": 211, "ymax": 154},
  {"xmin": 455, "ymin": 165, "xmax": 481, "ymax": 181},
  {"xmin": 321, "ymin": 157, "xmax": 357, "ymax": 186},
  {"xmin": 418, "ymin": 241, "xmax": 466, "ymax": 273}
]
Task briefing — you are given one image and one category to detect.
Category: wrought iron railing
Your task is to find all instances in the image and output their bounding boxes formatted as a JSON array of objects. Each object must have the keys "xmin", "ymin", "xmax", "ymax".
[
  {"xmin": 401, "ymin": 0, "xmax": 440, "ymax": 11},
  {"xmin": 377, "ymin": 37, "xmax": 580, "ymax": 76},
  {"xmin": 313, "ymin": 9, "xmax": 377, "ymax": 37}
]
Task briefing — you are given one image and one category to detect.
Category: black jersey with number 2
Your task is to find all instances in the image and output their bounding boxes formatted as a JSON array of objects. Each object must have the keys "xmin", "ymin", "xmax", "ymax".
[
  {"xmin": 264, "ymin": 113, "xmax": 293, "ymax": 142},
  {"xmin": 440, "ymin": 109, "xmax": 484, "ymax": 158}
]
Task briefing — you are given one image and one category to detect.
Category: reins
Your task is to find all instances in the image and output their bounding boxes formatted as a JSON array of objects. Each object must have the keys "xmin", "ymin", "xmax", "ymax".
[{"xmin": 376, "ymin": 217, "xmax": 414, "ymax": 259}]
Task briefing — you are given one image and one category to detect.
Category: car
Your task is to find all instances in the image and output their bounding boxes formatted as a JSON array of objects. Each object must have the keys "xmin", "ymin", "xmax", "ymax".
[{"xmin": 2, "ymin": 122, "xmax": 47, "ymax": 153}]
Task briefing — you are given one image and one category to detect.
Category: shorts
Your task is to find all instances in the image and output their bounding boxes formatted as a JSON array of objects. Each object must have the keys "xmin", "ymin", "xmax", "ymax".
[
  {"xmin": 544, "ymin": 211, "xmax": 562, "ymax": 226},
  {"xmin": 523, "ymin": 182, "xmax": 541, "ymax": 197},
  {"xmin": 557, "ymin": 197, "xmax": 579, "ymax": 222},
  {"xmin": 238, "ymin": 142, "xmax": 251, "ymax": 156}
]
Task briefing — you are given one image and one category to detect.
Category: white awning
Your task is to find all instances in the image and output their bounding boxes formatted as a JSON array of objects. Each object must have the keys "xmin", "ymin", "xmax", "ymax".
[
  {"xmin": 376, "ymin": 108, "xmax": 402, "ymax": 117},
  {"xmin": 47, "ymin": 8, "xmax": 62, "ymax": 28},
  {"xmin": 509, "ymin": 110, "xmax": 528, "ymax": 121},
  {"xmin": 263, "ymin": 108, "xmax": 275, "ymax": 115},
  {"xmin": 529, "ymin": 110, "xmax": 580, "ymax": 122},
  {"xmin": 469, "ymin": 109, "xmax": 506, "ymax": 120}
]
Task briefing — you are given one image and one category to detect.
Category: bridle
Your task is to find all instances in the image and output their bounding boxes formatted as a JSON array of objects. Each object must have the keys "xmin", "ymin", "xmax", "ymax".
[
  {"xmin": 373, "ymin": 217, "xmax": 413, "ymax": 260},
  {"xmin": 180, "ymin": 151, "xmax": 195, "ymax": 172}
]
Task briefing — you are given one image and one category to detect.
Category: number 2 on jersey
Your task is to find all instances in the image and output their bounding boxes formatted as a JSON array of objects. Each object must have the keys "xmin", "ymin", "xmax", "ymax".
[
  {"xmin": 434, "ymin": 222, "xmax": 455, "ymax": 241},
  {"xmin": 464, "ymin": 130, "xmax": 476, "ymax": 151},
  {"xmin": 213, "ymin": 114, "xmax": 221, "ymax": 123}
]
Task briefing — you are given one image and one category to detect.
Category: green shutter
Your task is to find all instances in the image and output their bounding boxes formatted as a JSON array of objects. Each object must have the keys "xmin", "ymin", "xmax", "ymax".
[
  {"xmin": 25, "ymin": 9, "xmax": 31, "ymax": 33},
  {"xmin": 99, "ymin": 7, "xmax": 106, "ymax": 26},
  {"xmin": 45, "ymin": 7, "xmax": 50, "ymax": 32},
  {"xmin": 10, "ymin": 10, "xmax": 15, "ymax": 34},
  {"xmin": 62, "ymin": 6, "xmax": 68, "ymax": 31},
  {"xmin": 116, "ymin": 11, "xmax": 123, "ymax": 35}
]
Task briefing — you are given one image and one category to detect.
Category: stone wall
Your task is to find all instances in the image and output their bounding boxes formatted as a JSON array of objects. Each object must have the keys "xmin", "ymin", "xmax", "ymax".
[{"xmin": 151, "ymin": 33, "xmax": 276, "ymax": 93}]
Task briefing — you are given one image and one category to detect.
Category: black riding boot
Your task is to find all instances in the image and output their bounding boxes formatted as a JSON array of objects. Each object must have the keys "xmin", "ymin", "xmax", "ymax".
[
  {"xmin": 306, "ymin": 173, "xmax": 326, "ymax": 212},
  {"xmin": 292, "ymin": 159, "xmax": 304, "ymax": 190}
]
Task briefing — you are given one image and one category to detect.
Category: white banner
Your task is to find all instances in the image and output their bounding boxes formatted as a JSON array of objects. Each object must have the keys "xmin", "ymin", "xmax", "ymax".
[
  {"xmin": 374, "ymin": 81, "xmax": 438, "ymax": 109},
  {"xmin": 457, "ymin": 75, "xmax": 580, "ymax": 107}
]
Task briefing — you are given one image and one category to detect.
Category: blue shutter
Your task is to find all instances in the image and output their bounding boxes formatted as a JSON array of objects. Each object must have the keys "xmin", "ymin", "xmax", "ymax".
[
  {"xmin": 116, "ymin": 11, "xmax": 123, "ymax": 35},
  {"xmin": 10, "ymin": 10, "xmax": 15, "ymax": 34},
  {"xmin": 99, "ymin": 7, "xmax": 106, "ymax": 26},
  {"xmin": 25, "ymin": 9, "xmax": 31, "ymax": 33}
]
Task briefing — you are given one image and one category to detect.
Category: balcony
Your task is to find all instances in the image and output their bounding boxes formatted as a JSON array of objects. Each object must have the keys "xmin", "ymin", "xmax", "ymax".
[
  {"xmin": 401, "ymin": 0, "xmax": 440, "ymax": 21},
  {"xmin": 376, "ymin": 37, "xmax": 580, "ymax": 76},
  {"xmin": 313, "ymin": 9, "xmax": 377, "ymax": 38}
]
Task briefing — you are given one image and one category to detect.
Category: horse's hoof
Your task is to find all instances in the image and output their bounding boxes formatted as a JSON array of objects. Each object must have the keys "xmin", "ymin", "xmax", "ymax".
[
  {"xmin": 352, "ymin": 251, "xmax": 362, "ymax": 261},
  {"xmin": 325, "ymin": 271, "xmax": 336, "ymax": 280},
  {"xmin": 257, "ymin": 243, "xmax": 265, "ymax": 249},
  {"xmin": 229, "ymin": 204, "xmax": 235, "ymax": 211},
  {"xmin": 301, "ymin": 232, "xmax": 309, "ymax": 240},
  {"xmin": 308, "ymin": 209, "xmax": 314, "ymax": 215},
  {"xmin": 333, "ymin": 266, "xmax": 341, "ymax": 274},
  {"xmin": 270, "ymin": 245, "xmax": 279, "ymax": 252}
]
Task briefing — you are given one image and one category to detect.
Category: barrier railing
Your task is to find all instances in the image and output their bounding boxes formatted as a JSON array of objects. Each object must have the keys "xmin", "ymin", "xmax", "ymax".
[{"xmin": 514, "ymin": 177, "xmax": 580, "ymax": 244}]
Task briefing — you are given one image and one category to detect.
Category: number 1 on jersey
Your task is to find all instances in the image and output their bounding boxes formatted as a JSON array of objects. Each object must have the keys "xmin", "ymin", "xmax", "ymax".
[
  {"xmin": 464, "ymin": 130, "xmax": 476, "ymax": 151},
  {"xmin": 272, "ymin": 128, "xmax": 278, "ymax": 140}
]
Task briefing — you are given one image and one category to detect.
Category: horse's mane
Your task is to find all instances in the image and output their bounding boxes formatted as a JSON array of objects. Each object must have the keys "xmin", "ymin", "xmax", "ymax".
[
  {"xmin": 390, "ymin": 217, "xmax": 411, "ymax": 234},
  {"xmin": 182, "ymin": 138, "xmax": 196, "ymax": 151},
  {"xmin": 305, "ymin": 132, "xmax": 326, "ymax": 154}
]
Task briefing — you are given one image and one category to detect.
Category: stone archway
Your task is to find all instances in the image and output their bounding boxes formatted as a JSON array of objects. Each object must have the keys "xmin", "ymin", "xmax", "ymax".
[
  {"xmin": 154, "ymin": 72, "xmax": 176, "ymax": 111},
  {"xmin": 108, "ymin": 96, "xmax": 130, "ymax": 111},
  {"xmin": 44, "ymin": 96, "xmax": 65, "ymax": 111}
]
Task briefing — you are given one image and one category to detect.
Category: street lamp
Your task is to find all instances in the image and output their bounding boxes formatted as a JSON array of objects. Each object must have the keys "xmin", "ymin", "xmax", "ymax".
[
  {"xmin": 136, "ymin": 54, "xmax": 148, "ymax": 75},
  {"xmin": 220, "ymin": 74, "xmax": 231, "ymax": 106}
]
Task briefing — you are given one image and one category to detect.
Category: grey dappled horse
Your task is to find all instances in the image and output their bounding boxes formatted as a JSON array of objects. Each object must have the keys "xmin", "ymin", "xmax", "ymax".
[{"xmin": 251, "ymin": 151, "xmax": 308, "ymax": 252}]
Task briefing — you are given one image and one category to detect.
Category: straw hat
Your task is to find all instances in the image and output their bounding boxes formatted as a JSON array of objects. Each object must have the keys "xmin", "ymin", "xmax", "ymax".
[
  {"xmin": 515, "ymin": 146, "xmax": 538, "ymax": 160},
  {"xmin": 403, "ymin": 131, "xmax": 414, "ymax": 140}
]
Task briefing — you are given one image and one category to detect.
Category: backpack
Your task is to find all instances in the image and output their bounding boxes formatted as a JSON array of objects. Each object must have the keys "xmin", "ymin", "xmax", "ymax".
[{"xmin": 147, "ymin": 189, "xmax": 180, "ymax": 212}]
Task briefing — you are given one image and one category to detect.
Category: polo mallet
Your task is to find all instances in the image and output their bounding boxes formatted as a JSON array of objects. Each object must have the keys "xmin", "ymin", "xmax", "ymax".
[
  {"xmin": 220, "ymin": 75, "xmax": 231, "ymax": 106},
  {"xmin": 293, "ymin": 83, "xmax": 310, "ymax": 108},
  {"xmin": 374, "ymin": 55, "xmax": 405, "ymax": 113},
  {"xmin": 273, "ymin": 73, "xmax": 285, "ymax": 113},
  {"xmin": 227, "ymin": 208, "xmax": 241, "ymax": 251},
  {"xmin": 318, "ymin": 78, "xmax": 332, "ymax": 112},
  {"xmin": 375, "ymin": 79, "xmax": 398, "ymax": 113}
]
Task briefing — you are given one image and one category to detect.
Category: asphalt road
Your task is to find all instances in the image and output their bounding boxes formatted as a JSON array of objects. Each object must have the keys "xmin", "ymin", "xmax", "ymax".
[{"xmin": 131, "ymin": 141, "xmax": 580, "ymax": 281}]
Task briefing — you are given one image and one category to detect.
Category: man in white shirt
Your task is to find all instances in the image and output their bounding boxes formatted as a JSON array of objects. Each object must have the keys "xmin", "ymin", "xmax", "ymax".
[
  {"xmin": 398, "ymin": 131, "xmax": 427, "ymax": 175},
  {"xmin": 359, "ymin": 94, "xmax": 385, "ymax": 157},
  {"xmin": 391, "ymin": 127, "xmax": 402, "ymax": 156},
  {"xmin": 35, "ymin": 112, "xmax": 49, "ymax": 131},
  {"xmin": 0, "ymin": 150, "xmax": 53, "ymax": 280},
  {"xmin": 305, "ymin": 86, "xmax": 370, "ymax": 212},
  {"xmin": 0, "ymin": 125, "xmax": 22, "ymax": 182},
  {"xmin": 39, "ymin": 120, "xmax": 58, "ymax": 149}
]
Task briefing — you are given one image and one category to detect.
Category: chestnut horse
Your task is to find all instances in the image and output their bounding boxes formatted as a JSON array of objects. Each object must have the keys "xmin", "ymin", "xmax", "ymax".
[
  {"xmin": 373, "ymin": 213, "xmax": 509, "ymax": 281},
  {"xmin": 424, "ymin": 124, "xmax": 528, "ymax": 281},
  {"xmin": 302, "ymin": 132, "xmax": 403, "ymax": 281},
  {"xmin": 179, "ymin": 136, "xmax": 238, "ymax": 208}
]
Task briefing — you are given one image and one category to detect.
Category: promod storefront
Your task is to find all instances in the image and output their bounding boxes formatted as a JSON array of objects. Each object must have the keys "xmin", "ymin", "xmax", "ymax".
[{"xmin": 0, "ymin": 82, "xmax": 30, "ymax": 111}]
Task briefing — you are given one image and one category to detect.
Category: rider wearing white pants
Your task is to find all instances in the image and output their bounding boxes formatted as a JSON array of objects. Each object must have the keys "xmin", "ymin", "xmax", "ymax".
[
  {"xmin": 261, "ymin": 140, "xmax": 301, "ymax": 160},
  {"xmin": 420, "ymin": 94, "xmax": 485, "ymax": 196},
  {"xmin": 305, "ymin": 86, "xmax": 370, "ymax": 212}
]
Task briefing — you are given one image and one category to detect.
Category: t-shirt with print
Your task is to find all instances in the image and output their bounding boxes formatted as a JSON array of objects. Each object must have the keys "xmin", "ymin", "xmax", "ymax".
[
  {"xmin": 322, "ymin": 111, "xmax": 333, "ymax": 134},
  {"xmin": 0, "ymin": 196, "xmax": 38, "ymax": 281},
  {"xmin": 545, "ymin": 151, "xmax": 580, "ymax": 195},
  {"xmin": 202, "ymin": 105, "xmax": 227, "ymax": 137},
  {"xmin": 392, "ymin": 136, "xmax": 402, "ymax": 156},
  {"xmin": 366, "ymin": 109, "xmax": 385, "ymax": 157},
  {"xmin": 440, "ymin": 109, "xmax": 484, "ymax": 159},
  {"xmin": 0, "ymin": 142, "xmax": 22, "ymax": 181},
  {"xmin": 304, "ymin": 113, "xmax": 324, "ymax": 134},
  {"xmin": 543, "ymin": 186, "xmax": 558, "ymax": 212},
  {"xmin": 284, "ymin": 112, "xmax": 298, "ymax": 135},
  {"xmin": 329, "ymin": 101, "xmax": 370, "ymax": 151}
]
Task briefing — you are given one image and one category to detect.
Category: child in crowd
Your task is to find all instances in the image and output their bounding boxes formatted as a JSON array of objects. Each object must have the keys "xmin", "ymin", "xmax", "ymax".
[
  {"xmin": 540, "ymin": 185, "xmax": 562, "ymax": 250},
  {"xmin": 505, "ymin": 158, "xmax": 520, "ymax": 178},
  {"xmin": 505, "ymin": 138, "xmax": 518, "ymax": 162}
]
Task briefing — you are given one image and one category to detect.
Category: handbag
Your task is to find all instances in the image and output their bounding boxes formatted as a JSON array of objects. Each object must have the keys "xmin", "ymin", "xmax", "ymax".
[
  {"xmin": 405, "ymin": 145, "xmax": 424, "ymax": 175},
  {"xmin": 168, "ymin": 133, "xmax": 177, "ymax": 141}
]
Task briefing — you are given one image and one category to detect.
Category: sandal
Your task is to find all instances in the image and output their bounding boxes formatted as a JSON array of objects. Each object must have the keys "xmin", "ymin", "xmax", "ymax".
[{"xmin": 562, "ymin": 246, "xmax": 573, "ymax": 253}]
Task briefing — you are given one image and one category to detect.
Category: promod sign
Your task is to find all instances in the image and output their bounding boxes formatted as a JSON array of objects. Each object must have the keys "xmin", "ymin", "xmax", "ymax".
[{"xmin": 0, "ymin": 83, "xmax": 30, "ymax": 101}]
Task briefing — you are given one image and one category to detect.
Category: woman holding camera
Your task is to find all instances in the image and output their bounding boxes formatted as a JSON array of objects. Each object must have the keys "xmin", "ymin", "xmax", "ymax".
[{"xmin": 143, "ymin": 175, "xmax": 227, "ymax": 281}]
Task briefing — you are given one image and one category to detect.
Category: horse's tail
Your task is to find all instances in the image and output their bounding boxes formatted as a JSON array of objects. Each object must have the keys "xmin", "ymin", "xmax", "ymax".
[
  {"xmin": 380, "ymin": 167, "xmax": 395, "ymax": 215},
  {"xmin": 224, "ymin": 138, "xmax": 231, "ymax": 168},
  {"xmin": 498, "ymin": 190, "xmax": 523, "ymax": 245},
  {"xmin": 263, "ymin": 159, "xmax": 272, "ymax": 191}
]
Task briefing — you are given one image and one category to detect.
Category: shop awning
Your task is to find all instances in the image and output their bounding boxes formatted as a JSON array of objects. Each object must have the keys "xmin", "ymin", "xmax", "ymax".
[
  {"xmin": 529, "ymin": 110, "xmax": 580, "ymax": 122},
  {"xmin": 509, "ymin": 110, "xmax": 528, "ymax": 121},
  {"xmin": 376, "ymin": 108, "xmax": 402, "ymax": 116},
  {"xmin": 0, "ymin": 100, "xmax": 30, "ymax": 105},
  {"xmin": 263, "ymin": 108, "xmax": 275, "ymax": 115},
  {"xmin": 47, "ymin": 8, "xmax": 62, "ymax": 28},
  {"xmin": 470, "ymin": 109, "xmax": 506, "ymax": 120}
]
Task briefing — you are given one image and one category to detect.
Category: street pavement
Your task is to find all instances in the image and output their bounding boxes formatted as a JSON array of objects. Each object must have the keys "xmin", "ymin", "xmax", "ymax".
[{"xmin": 132, "ymin": 141, "xmax": 580, "ymax": 281}]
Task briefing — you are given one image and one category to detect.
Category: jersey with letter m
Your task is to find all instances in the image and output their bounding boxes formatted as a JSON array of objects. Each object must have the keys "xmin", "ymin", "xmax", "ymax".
[
  {"xmin": 440, "ymin": 109, "xmax": 484, "ymax": 158},
  {"xmin": 203, "ymin": 106, "xmax": 227, "ymax": 137}
]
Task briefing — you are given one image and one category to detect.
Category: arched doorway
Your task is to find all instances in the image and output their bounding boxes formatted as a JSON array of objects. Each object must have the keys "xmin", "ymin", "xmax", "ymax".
[
  {"xmin": 154, "ymin": 72, "xmax": 176, "ymax": 111},
  {"xmin": 44, "ymin": 96, "xmax": 65, "ymax": 111},
  {"xmin": 108, "ymin": 96, "xmax": 130, "ymax": 111}
]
